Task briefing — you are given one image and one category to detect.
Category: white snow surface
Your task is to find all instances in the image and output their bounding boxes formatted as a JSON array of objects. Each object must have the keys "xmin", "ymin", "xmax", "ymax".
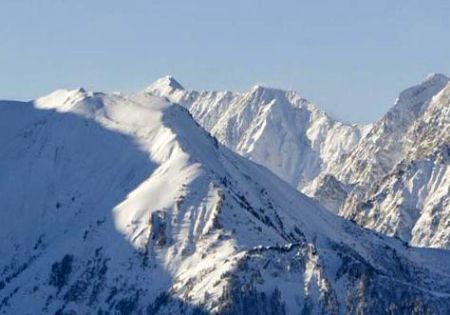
[{"xmin": 1, "ymin": 90, "xmax": 450, "ymax": 313}]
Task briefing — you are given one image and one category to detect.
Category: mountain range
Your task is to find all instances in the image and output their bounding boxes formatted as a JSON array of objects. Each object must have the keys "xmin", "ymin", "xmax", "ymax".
[
  {"xmin": 148, "ymin": 74, "xmax": 450, "ymax": 250},
  {"xmin": 0, "ymin": 74, "xmax": 449, "ymax": 314}
]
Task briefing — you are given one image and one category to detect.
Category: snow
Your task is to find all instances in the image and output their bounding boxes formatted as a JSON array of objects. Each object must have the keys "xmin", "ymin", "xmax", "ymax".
[
  {"xmin": 1, "ymin": 75, "xmax": 450, "ymax": 313},
  {"xmin": 144, "ymin": 73, "xmax": 450, "ymax": 253},
  {"xmin": 340, "ymin": 78, "xmax": 450, "ymax": 248},
  {"xmin": 146, "ymin": 77, "xmax": 367, "ymax": 191}
]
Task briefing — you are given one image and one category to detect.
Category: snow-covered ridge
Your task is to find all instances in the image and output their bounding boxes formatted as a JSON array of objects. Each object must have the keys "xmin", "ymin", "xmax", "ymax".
[
  {"xmin": 340, "ymin": 79, "xmax": 450, "ymax": 248},
  {"xmin": 145, "ymin": 75, "xmax": 185, "ymax": 96},
  {"xmin": 334, "ymin": 73, "xmax": 449, "ymax": 186},
  {"xmin": 2, "ymin": 90, "xmax": 450, "ymax": 313},
  {"xmin": 146, "ymin": 76, "xmax": 368, "ymax": 190},
  {"xmin": 147, "ymin": 74, "xmax": 450, "ymax": 250}
]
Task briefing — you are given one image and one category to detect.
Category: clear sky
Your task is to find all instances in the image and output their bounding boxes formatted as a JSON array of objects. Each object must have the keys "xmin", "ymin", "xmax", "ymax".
[{"xmin": 1, "ymin": 0, "xmax": 449, "ymax": 123}]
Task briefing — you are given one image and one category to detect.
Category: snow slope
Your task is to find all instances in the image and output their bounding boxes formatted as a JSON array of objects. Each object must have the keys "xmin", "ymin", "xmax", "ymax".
[
  {"xmin": 147, "ymin": 76, "xmax": 367, "ymax": 190},
  {"xmin": 1, "ymin": 90, "xmax": 450, "ymax": 314}
]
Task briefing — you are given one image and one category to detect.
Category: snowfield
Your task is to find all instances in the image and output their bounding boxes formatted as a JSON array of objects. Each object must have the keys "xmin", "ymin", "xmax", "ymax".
[{"xmin": 1, "ymin": 88, "xmax": 450, "ymax": 314}]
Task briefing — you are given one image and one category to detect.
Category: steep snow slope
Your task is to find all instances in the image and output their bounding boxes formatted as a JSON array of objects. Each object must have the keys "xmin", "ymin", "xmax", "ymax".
[
  {"xmin": 2, "ymin": 91, "xmax": 450, "ymax": 314},
  {"xmin": 147, "ymin": 76, "xmax": 367, "ymax": 190},
  {"xmin": 340, "ymin": 80, "xmax": 450, "ymax": 248}
]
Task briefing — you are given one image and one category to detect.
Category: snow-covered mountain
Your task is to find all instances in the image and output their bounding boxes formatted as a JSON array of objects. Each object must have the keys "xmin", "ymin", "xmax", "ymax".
[
  {"xmin": 340, "ymin": 77, "xmax": 450, "ymax": 248},
  {"xmin": 2, "ymin": 90, "xmax": 450, "ymax": 314},
  {"xmin": 147, "ymin": 76, "xmax": 368, "ymax": 191},
  {"xmin": 148, "ymin": 74, "xmax": 450, "ymax": 249},
  {"xmin": 335, "ymin": 73, "xmax": 448, "ymax": 186}
]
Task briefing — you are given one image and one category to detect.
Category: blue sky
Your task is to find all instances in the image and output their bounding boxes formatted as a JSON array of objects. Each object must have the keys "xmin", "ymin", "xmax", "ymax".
[{"xmin": 1, "ymin": 0, "xmax": 449, "ymax": 123}]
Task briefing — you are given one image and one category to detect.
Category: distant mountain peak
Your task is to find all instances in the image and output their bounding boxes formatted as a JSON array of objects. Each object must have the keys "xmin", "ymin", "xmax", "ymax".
[
  {"xmin": 424, "ymin": 72, "xmax": 449, "ymax": 84},
  {"xmin": 389, "ymin": 73, "xmax": 449, "ymax": 117},
  {"xmin": 145, "ymin": 75, "xmax": 184, "ymax": 95},
  {"xmin": 249, "ymin": 84, "xmax": 293, "ymax": 95},
  {"xmin": 34, "ymin": 87, "xmax": 90, "ymax": 110},
  {"xmin": 247, "ymin": 84, "xmax": 299, "ymax": 105}
]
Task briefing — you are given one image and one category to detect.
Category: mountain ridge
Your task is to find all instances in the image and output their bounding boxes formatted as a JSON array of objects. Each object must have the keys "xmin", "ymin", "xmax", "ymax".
[
  {"xmin": 146, "ymin": 77, "xmax": 368, "ymax": 190},
  {"xmin": 2, "ymin": 91, "xmax": 450, "ymax": 313},
  {"xmin": 147, "ymin": 74, "xmax": 450, "ymax": 249}
]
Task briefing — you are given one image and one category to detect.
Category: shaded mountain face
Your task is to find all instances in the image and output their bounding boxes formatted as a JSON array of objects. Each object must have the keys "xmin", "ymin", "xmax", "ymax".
[
  {"xmin": 2, "ymin": 91, "xmax": 450, "ymax": 314},
  {"xmin": 148, "ymin": 74, "xmax": 450, "ymax": 249}
]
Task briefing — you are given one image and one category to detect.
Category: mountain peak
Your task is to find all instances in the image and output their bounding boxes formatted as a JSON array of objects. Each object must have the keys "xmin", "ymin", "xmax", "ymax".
[
  {"xmin": 391, "ymin": 72, "xmax": 449, "ymax": 116},
  {"xmin": 145, "ymin": 75, "xmax": 184, "ymax": 95},
  {"xmin": 424, "ymin": 72, "xmax": 449, "ymax": 85},
  {"xmin": 247, "ymin": 84, "xmax": 293, "ymax": 103},
  {"xmin": 34, "ymin": 87, "xmax": 90, "ymax": 110},
  {"xmin": 250, "ymin": 84, "xmax": 284, "ymax": 94}
]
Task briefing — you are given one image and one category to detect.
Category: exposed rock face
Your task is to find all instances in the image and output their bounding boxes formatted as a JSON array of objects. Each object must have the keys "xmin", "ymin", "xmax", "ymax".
[{"xmin": 1, "ymin": 91, "xmax": 450, "ymax": 314}]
